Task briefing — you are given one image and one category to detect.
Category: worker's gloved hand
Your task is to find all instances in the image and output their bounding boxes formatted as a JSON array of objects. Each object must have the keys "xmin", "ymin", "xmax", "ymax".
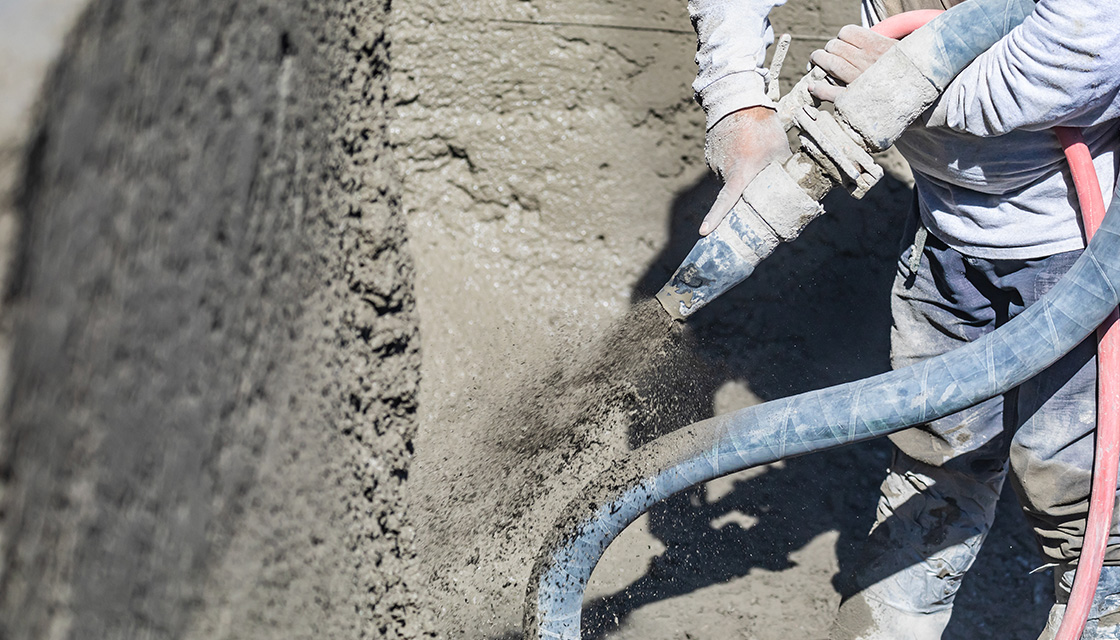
[
  {"xmin": 807, "ymin": 25, "xmax": 896, "ymax": 103},
  {"xmin": 700, "ymin": 106, "xmax": 792, "ymax": 236}
]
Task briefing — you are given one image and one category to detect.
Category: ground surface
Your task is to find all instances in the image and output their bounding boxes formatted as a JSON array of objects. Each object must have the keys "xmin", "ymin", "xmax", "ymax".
[{"xmin": 392, "ymin": 0, "xmax": 1052, "ymax": 639}]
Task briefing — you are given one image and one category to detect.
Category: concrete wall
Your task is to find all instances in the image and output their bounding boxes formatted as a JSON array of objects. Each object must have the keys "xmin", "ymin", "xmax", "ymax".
[
  {"xmin": 393, "ymin": 1, "xmax": 1047, "ymax": 639},
  {"xmin": 0, "ymin": 1, "xmax": 432, "ymax": 638}
]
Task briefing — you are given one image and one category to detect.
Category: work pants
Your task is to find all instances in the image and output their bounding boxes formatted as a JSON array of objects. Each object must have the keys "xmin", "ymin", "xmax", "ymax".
[{"xmin": 830, "ymin": 221, "xmax": 1120, "ymax": 640}]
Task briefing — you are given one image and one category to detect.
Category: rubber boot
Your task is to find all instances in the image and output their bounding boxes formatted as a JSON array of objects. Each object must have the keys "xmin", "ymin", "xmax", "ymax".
[{"xmin": 1037, "ymin": 565, "xmax": 1120, "ymax": 640}]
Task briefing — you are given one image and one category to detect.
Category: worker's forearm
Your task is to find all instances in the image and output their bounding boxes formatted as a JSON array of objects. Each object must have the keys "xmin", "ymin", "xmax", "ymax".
[
  {"xmin": 690, "ymin": 0, "xmax": 787, "ymax": 130},
  {"xmin": 931, "ymin": 0, "xmax": 1120, "ymax": 136}
]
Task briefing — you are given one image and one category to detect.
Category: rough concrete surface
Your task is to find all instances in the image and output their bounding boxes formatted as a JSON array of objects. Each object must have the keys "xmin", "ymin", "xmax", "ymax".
[
  {"xmin": 0, "ymin": 0, "xmax": 433, "ymax": 638},
  {"xmin": 392, "ymin": 0, "xmax": 1052, "ymax": 639},
  {"xmin": 0, "ymin": 0, "xmax": 92, "ymax": 431}
]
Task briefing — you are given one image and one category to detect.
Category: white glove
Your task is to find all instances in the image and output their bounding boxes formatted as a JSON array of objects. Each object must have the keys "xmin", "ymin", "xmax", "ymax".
[{"xmin": 807, "ymin": 25, "xmax": 897, "ymax": 103}]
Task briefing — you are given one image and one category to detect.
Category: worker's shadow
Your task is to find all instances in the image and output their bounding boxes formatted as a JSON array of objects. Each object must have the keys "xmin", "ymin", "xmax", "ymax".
[{"xmin": 579, "ymin": 171, "xmax": 1049, "ymax": 639}]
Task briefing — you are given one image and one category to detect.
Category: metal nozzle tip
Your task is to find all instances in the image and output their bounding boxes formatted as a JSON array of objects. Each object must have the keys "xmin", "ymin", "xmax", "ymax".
[{"xmin": 655, "ymin": 285, "xmax": 690, "ymax": 322}]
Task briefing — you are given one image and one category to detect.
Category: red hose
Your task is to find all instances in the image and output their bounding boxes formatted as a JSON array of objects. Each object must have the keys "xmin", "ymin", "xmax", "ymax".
[
  {"xmin": 869, "ymin": 10, "xmax": 945, "ymax": 39},
  {"xmin": 870, "ymin": 14, "xmax": 1118, "ymax": 639},
  {"xmin": 1054, "ymin": 126, "xmax": 1118, "ymax": 640}
]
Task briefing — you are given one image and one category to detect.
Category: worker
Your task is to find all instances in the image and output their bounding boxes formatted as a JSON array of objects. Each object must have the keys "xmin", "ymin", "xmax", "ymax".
[{"xmin": 687, "ymin": 0, "xmax": 1120, "ymax": 637}]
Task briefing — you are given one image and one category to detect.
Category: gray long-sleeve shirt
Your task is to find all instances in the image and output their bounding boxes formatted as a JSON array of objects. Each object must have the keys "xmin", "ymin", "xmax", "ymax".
[{"xmin": 690, "ymin": 0, "xmax": 1120, "ymax": 259}]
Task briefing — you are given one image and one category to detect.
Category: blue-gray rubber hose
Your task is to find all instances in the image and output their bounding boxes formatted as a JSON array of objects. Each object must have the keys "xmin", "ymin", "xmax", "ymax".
[{"xmin": 524, "ymin": 185, "xmax": 1120, "ymax": 639}]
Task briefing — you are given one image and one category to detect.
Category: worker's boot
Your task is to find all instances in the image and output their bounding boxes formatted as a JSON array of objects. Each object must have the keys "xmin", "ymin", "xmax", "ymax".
[
  {"xmin": 1037, "ymin": 564, "xmax": 1120, "ymax": 640},
  {"xmin": 831, "ymin": 591, "xmax": 951, "ymax": 640}
]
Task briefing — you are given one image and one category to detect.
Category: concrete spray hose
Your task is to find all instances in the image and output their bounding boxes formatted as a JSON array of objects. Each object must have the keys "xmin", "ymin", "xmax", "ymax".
[{"xmin": 524, "ymin": 1, "xmax": 1120, "ymax": 638}]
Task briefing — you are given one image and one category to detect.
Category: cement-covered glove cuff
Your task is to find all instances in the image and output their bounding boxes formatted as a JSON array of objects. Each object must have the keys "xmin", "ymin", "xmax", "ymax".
[{"xmin": 698, "ymin": 70, "xmax": 774, "ymax": 132}]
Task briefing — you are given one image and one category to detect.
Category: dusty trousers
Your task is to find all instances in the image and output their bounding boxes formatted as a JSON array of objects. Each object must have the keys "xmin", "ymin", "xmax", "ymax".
[{"xmin": 829, "ymin": 214, "xmax": 1120, "ymax": 640}]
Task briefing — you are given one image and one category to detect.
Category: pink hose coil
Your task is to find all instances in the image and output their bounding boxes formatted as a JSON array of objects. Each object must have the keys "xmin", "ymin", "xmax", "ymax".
[{"xmin": 869, "ymin": 10, "xmax": 946, "ymax": 39}]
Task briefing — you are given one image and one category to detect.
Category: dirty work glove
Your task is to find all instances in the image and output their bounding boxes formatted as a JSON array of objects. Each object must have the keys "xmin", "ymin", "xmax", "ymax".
[
  {"xmin": 807, "ymin": 25, "xmax": 896, "ymax": 103},
  {"xmin": 700, "ymin": 106, "xmax": 792, "ymax": 236}
]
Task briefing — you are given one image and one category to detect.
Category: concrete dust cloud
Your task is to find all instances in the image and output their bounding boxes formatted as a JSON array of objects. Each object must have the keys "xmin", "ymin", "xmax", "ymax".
[{"xmin": 412, "ymin": 297, "xmax": 723, "ymax": 637}]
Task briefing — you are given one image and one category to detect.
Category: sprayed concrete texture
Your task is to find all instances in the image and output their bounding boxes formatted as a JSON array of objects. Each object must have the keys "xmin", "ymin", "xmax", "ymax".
[
  {"xmin": 394, "ymin": 0, "xmax": 1053, "ymax": 638},
  {"xmin": 0, "ymin": 1, "xmax": 433, "ymax": 638}
]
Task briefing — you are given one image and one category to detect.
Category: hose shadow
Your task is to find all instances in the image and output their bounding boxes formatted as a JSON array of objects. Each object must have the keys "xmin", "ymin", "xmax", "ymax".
[
  {"xmin": 580, "ymin": 457, "xmax": 1048, "ymax": 640},
  {"xmin": 581, "ymin": 444, "xmax": 889, "ymax": 640},
  {"xmin": 573, "ymin": 170, "xmax": 1046, "ymax": 638},
  {"xmin": 577, "ymin": 170, "xmax": 905, "ymax": 637}
]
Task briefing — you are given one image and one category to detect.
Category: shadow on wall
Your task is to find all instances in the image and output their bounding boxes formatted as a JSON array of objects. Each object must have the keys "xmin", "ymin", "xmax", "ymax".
[
  {"xmin": 572, "ymin": 171, "xmax": 1048, "ymax": 639},
  {"xmin": 587, "ymin": 171, "xmax": 902, "ymax": 638}
]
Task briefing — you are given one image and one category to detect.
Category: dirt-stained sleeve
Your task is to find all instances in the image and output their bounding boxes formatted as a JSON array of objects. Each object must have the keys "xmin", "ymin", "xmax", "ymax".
[
  {"xmin": 928, "ymin": 0, "xmax": 1120, "ymax": 136},
  {"xmin": 690, "ymin": 0, "xmax": 788, "ymax": 130}
]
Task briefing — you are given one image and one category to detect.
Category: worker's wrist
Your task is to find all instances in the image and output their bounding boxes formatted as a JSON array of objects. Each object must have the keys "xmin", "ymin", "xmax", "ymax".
[
  {"xmin": 708, "ymin": 105, "xmax": 780, "ymax": 133},
  {"xmin": 697, "ymin": 70, "xmax": 775, "ymax": 131}
]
